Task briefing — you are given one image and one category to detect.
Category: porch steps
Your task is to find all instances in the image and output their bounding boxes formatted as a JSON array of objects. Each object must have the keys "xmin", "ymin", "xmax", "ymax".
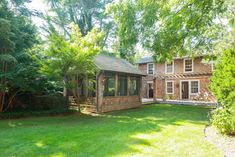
[
  {"xmin": 69, "ymin": 96, "xmax": 97, "ymax": 113},
  {"xmin": 69, "ymin": 96, "xmax": 79, "ymax": 111},
  {"xmin": 80, "ymin": 104, "xmax": 97, "ymax": 113}
]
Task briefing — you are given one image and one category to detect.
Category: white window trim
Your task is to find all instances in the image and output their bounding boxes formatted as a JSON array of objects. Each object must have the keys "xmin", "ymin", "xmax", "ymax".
[
  {"xmin": 147, "ymin": 63, "xmax": 154, "ymax": 75},
  {"xmin": 180, "ymin": 80, "xmax": 200, "ymax": 99},
  {"xmin": 165, "ymin": 60, "xmax": 174, "ymax": 74},
  {"xmin": 166, "ymin": 80, "xmax": 174, "ymax": 94},
  {"xmin": 211, "ymin": 62, "xmax": 215, "ymax": 71},
  {"xmin": 190, "ymin": 80, "xmax": 200, "ymax": 95},
  {"xmin": 183, "ymin": 58, "xmax": 194, "ymax": 73}
]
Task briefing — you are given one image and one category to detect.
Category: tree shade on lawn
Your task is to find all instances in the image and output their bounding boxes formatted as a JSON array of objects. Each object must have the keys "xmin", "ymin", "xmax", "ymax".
[{"xmin": 0, "ymin": 104, "xmax": 222, "ymax": 157}]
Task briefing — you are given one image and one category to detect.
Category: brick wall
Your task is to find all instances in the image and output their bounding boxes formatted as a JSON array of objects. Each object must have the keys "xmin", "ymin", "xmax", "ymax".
[
  {"xmin": 155, "ymin": 76, "xmax": 216, "ymax": 101},
  {"xmin": 101, "ymin": 96, "xmax": 142, "ymax": 112},
  {"xmin": 138, "ymin": 56, "xmax": 215, "ymax": 101},
  {"xmin": 139, "ymin": 57, "xmax": 212, "ymax": 75}
]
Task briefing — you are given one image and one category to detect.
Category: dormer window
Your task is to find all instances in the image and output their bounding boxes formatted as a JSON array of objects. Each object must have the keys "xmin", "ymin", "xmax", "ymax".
[
  {"xmin": 165, "ymin": 61, "xmax": 174, "ymax": 74},
  {"xmin": 147, "ymin": 63, "xmax": 154, "ymax": 75},
  {"xmin": 184, "ymin": 59, "xmax": 193, "ymax": 73}
]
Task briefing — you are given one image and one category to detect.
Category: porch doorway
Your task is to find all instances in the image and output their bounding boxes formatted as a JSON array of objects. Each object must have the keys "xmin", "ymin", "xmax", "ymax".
[
  {"xmin": 148, "ymin": 83, "xmax": 154, "ymax": 98},
  {"xmin": 181, "ymin": 81, "xmax": 189, "ymax": 99}
]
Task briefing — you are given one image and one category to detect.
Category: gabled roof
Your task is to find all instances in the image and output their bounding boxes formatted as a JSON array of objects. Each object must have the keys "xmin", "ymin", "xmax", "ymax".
[
  {"xmin": 94, "ymin": 54, "xmax": 144, "ymax": 75},
  {"xmin": 137, "ymin": 56, "xmax": 154, "ymax": 64},
  {"xmin": 137, "ymin": 55, "xmax": 209, "ymax": 64}
]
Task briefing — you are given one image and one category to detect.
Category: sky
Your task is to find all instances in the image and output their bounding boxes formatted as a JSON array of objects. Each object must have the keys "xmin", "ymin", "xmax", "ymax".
[{"xmin": 25, "ymin": 0, "xmax": 48, "ymax": 27}]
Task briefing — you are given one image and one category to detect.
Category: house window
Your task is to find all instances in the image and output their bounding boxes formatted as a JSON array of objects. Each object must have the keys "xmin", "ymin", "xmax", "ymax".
[
  {"xmin": 129, "ymin": 77, "xmax": 139, "ymax": 95},
  {"xmin": 103, "ymin": 74, "xmax": 115, "ymax": 96},
  {"xmin": 118, "ymin": 75, "xmax": 128, "ymax": 96},
  {"xmin": 166, "ymin": 81, "xmax": 174, "ymax": 94},
  {"xmin": 191, "ymin": 81, "xmax": 199, "ymax": 94},
  {"xmin": 147, "ymin": 63, "xmax": 154, "ymax": 74},
  {"xmin": 184, "ymin": 59, "xmax": 193, "ymax": 72},
  {"xmin": 211, "ymin": 62, "xmax": 215, "ymax": 71},
  {"xmin": 165, "ymin": 61, "xmax": 174, "ymax": 74}
]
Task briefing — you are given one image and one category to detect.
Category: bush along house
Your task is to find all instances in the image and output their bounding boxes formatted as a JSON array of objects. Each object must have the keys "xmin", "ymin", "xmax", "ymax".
[
  {"xmin": 138, "ymin": 56, "xmax": 216, "ymax": 102},
  {"xmin": 73, "ymin": 54, "xmax": 145, "ymax": 113}
]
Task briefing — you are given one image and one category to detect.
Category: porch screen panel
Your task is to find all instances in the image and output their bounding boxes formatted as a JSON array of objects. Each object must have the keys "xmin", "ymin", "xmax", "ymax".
[
  {"xmin": 103, "ymin": 74, "xmax": 115, "ymax": 96},
  {"xmin": 129, "ymin": 77, "xmax": 139, "ymax": 95},
  {"xmin": 118, "ymin": 76, "xmax": 128, "ymax": 96}
]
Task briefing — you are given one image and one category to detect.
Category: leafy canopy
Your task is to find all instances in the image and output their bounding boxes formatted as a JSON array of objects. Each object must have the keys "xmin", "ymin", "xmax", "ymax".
[
  {"xmin": 107, "ymin": 0, "xmax": 224, "ymax": 60},
  {"xmin": 41, "ymin": 23, "xmax": 104, "ymax": 81}
]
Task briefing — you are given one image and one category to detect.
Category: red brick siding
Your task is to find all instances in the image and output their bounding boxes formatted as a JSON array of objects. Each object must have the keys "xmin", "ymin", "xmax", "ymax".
[
  {"xmin": 157, "ymin": 76, "xmax": 215, "ymax": 101},
  {"xmin": 138, "ymin": 56, "xmax": 215, "ymax": 101},
  {"xmin": 101, "ymin": 96, "xmax": 141, "ymax": 112}
]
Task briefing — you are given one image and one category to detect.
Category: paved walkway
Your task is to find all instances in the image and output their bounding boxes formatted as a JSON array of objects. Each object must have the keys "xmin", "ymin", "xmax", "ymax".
[{"xmin": 142, "ymin": 98, "xmax": 217, "ymax": 106}]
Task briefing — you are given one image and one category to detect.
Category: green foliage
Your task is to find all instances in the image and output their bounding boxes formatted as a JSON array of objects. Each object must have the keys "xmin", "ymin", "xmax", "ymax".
[
  {"xmin": 0, "ymin": 109, "xmax": 74, "ymax": 119},
  {"xmin": 29, "ymin": 94, "xmax": 69, "ymax": 111},
  {"xmin": 210, "ymin": 48, "xmax": 235, "ymax": 134},
  {"xmin": 41, "ymin": 23, "xmax": 104, "ymax": 93},
  {"xmin": 0, "ymin": 0, "xmax": 51, "ymax": 112},
  {"xmin": 44, "ymin": 0, "xmax": 113, "ymax": 37},
  {"xmin": 108, "ymin": 0, "xmax": 225, "ymax": 60},
  {"xmin": 211, "ymin": 107, "xmax": 235, "ymax": 134}
]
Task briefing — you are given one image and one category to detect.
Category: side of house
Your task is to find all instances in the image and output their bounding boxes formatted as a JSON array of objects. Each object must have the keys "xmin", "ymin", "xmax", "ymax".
[{"xmin": 138, "ymin": 56, "xmax": 216, "ymax": 102}]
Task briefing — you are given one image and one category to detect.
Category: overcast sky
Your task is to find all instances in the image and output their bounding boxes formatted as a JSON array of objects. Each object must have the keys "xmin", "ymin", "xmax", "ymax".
[{"xmin": 25, "ymin": 0, "xmax": 48, "ymax": 27}]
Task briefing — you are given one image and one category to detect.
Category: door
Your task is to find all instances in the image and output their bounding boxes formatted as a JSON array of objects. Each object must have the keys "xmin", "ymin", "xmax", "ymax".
[
  {"xmin": 181, "ymin": 81, "xmax": 189, "ymax": 99},
  {"xmin": 148, "ymin": 83, "xmax": 153, "ymax": 98}
]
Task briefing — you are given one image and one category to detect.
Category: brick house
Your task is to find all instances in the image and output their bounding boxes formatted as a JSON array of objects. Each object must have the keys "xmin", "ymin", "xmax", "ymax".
[
  {"xmin": 138, "ymin": 56, "xmax": 216, "ymax": 102},
  {"xmin": 74, "ymin": 54, "xmax": 145, "ymax": 113}
]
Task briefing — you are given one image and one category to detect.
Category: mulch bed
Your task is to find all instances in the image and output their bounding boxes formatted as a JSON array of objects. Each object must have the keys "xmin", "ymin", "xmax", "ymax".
[{"xmin": 205, "ymin": 126, "xmax": 235, "ymax": 157}]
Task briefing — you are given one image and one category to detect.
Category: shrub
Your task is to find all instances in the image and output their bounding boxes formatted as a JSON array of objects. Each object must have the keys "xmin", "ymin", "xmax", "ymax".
[
  {"xmin": 31, "ymin": 93, "xmax": 69, "ymax": 111},
  {"xmin": 211, "ymin": 106, "xmax": 235, "ymax": 134},
  {"xmin": 210, "ymin": 48, "xmax": 235, "ymax": 134},
  {"xmin": 10, "ymin": 93, "xmax": 69, "ymax": 112}
]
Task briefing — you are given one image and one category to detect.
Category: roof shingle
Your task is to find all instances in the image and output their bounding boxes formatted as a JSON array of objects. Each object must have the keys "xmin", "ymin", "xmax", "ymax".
[{"xmin": 94, "ymin": 54, "xmax": 144, "ymax": 75}]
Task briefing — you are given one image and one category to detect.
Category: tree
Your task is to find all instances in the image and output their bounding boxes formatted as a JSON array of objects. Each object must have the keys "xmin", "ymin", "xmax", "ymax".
[
  {"xmin": 107, "ymin": 0, "xmax": 225, "ymax": 61},
  {"xmin": 44, "ymin": 0, "xmax": 113, "ymax": 42},
  {"xmin": 41, "ymin": 23, "xmax": 104, "ymax": 110},
  {"xmin": 0, "ymin": 0, "xmax": 42, "ymax": 112},
  {"xmin": 209, "ymin": 0, "xmax": 235, "ymax": 135},
  {"xmin": 210, "ymin": 48, "xmax": 235, "ymax": 134}
]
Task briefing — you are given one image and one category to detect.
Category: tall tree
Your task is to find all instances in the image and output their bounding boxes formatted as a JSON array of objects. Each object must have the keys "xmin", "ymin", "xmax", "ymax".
[
  {"xmin": 0, "ymin": 0, "xmax": 40, "ymax": 112},
  {"xmin": 41, "ymin": 23, "xmax": 104, "ymax": 110},
  {"xmin": 44, "ymin": 0, "xmax": 113, "ymax": 41},
  {"xmin": 107, "ymin": 0, "xmax": 225, "ymax": 61}
]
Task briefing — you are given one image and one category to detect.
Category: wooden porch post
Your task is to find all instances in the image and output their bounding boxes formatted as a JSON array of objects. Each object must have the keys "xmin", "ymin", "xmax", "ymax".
[
  {"xmin": 162, "ymin": 78, "xmax": 166, "ymax": 101},
  {"xmin": 153, "ymin": 78, "xmax": 157, "ymax": 101},
  {"xmin": 96, "ymin": 71, "xmax": 104, "ymax": 113},
  {"xmin": 127, "ymin": 76, "xmax": 130, "ymax": 96},
  {"xmin": 139, "ymin": 77, "xmax": 142, "ymax": 102},
  {"xmin": 115, "ymin": 74, "xmax": 118, "ymax": 96}
]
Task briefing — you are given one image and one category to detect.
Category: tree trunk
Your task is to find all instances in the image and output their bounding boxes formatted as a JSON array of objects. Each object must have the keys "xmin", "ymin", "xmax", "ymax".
[
  {"xmin": 3, "ymin": 90, "xmax": 20, "ymax": 112},
  {"xmin": 72, "ymin": 75, "xmax": 80, "ymax": 112},
  {"xmin": 0, "ymin": 92, "xmax": 5, "ymax": 112},
  {"xmin": 0, "ymin": 61, "xmax": 7, "ymax": 112}
]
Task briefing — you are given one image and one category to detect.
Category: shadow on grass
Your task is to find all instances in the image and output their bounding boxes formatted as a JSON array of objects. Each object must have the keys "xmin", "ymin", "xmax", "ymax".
[{"xmin": 0, "ymin": 104, "xmax": 213, "ymax": 157}]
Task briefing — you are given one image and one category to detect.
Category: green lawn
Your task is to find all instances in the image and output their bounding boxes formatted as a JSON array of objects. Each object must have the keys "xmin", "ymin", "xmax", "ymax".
[{"xmin": 0, "ymin": 104, "xmax": 222, "ymax": 157}]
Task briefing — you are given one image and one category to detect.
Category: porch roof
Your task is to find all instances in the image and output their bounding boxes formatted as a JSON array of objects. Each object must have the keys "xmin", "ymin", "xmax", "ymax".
[
  {"xmin": 155, "ymin": 72, "xmax": 212, "ymax": 79},
  {"xmin": 94, "ymin": 54, "xmax": 144, "ymax": 76}
]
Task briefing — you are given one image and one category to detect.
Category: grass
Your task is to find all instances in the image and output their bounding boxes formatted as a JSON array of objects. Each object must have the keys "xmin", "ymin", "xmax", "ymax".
[{"xmin": 0, "ymin": 104, "xmax": 223, "ymax": 157}]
